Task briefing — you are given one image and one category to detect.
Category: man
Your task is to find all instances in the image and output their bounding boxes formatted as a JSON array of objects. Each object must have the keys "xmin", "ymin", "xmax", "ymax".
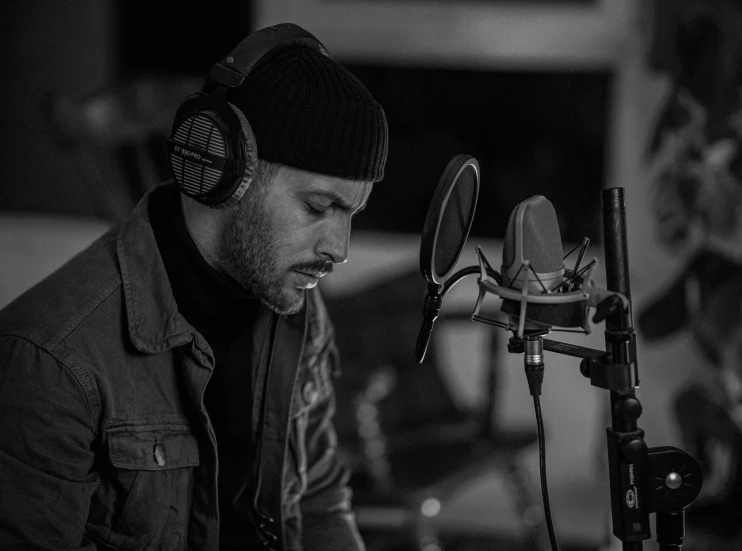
[{"xmin": 0, "ymin": 23, "xmax": 388, "ymax": 550}]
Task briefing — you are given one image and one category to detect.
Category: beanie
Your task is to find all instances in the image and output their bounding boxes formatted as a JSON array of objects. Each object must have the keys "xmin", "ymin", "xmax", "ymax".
[{"xmin": 227, "ymin": 45, "xmax": 388, "ymax": 182}]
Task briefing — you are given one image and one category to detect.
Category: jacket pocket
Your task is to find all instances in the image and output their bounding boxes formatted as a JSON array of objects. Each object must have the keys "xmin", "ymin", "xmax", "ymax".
[
  {"xmin": 108, "ymin": 424, "xmax": 200, "ymax": 470},
  {"xmin": 86, "ymin": 423, "xmax": 200, "ymax": 551}
]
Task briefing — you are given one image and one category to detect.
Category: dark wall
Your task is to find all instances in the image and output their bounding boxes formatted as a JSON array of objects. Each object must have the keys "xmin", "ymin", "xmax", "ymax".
[
  {"xmin": 0, "ymin": 0, "xmax": 253, "ymax": 219},
  {"xmin": 117, "ymin": 0, "xmax": 253, "ymax": 77},
  {"xmin": 345, "ymin": 64, "xmax": 612, "ymax": 241},
  {"xmin": 0, "ymin": 1, "xmax": 117, "ymax": 217}
]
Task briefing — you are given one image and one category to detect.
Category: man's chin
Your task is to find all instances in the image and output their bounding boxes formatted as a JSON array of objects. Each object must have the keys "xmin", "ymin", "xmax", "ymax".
[{"xmin": 260, "ymin": 288, "xmax": 305, "ymax": 316}]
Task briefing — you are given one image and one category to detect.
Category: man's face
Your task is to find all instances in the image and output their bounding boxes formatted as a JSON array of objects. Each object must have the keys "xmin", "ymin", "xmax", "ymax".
[{"xmin": 219, "ymin": 164, "xmax": 373, "ymax": 315}]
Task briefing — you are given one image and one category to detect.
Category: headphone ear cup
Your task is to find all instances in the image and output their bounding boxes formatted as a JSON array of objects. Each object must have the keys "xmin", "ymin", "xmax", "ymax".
[
  {"xmin": 220, "ymin": 102, "xmax": 258, "ymax": 208},
  {"xmin": 168, "ymin": 93, "xmax": 257, "ymax": 209}
]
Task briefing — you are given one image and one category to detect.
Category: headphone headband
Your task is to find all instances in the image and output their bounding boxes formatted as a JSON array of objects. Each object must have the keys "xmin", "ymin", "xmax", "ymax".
[
  {"xmin": 170, "ymin": 23, "xmax": 329, "ymax": 208},
  {"xmin": 208, "ymin": 23, "xmax": 329, "ymax": 90}
]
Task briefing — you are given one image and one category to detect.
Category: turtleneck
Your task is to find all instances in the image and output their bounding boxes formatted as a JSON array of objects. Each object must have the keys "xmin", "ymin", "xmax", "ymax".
[{"xmin": 149, "ymin": 184, "xmax": 264, "ymax": 547}]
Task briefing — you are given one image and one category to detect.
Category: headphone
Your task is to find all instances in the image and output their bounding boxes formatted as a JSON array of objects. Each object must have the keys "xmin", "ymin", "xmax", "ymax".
[{"xmin": 167, "ymin": 23, "xmax": 329, "ymax": 208}]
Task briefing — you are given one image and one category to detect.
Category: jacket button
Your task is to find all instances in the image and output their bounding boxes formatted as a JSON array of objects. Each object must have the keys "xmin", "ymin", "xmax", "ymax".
[
  {"xmin": 302, "ymin": 381, "xmax": 319, "ymax": 405},
  {"xmin": 153, "ymin": 443, "xmax": 166, "ymax": 467}
]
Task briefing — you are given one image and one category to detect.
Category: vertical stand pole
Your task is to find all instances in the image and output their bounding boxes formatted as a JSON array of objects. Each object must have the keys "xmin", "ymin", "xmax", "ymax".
[{"xmin": 602, "ymin": 188, "xmax": 650, "ymax": 550}]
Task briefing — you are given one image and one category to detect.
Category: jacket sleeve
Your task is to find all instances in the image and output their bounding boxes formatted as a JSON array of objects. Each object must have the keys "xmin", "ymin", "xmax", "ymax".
[
  {"xmin": 0, "ymin": 336, "xmax": 99, "ymax": 550},
  {"xmin": 299, "ymin": 295, "xmax": 365, "ymax": 551}
]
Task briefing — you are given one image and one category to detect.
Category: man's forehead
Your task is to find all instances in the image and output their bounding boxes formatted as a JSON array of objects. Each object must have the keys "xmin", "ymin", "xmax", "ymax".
[{"xmin": 283, "ymin": 166, "xmax": 373, "ymax": 208}]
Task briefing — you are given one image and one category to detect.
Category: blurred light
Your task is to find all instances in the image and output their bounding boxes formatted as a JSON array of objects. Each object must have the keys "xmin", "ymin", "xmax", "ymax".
[
  {"xmin": 364, "ymin": 439, "xmax": 386, "ymax": 459},
  {"xmin": 420, "ymin": 532, "xmax": 442, "ymax": 551},
  {"xmin": 355, "ymin": 401, "xmax": 376, "ymax": 421},
  {"xmin": 420, "ymin": 497, "xmax": 441, "ymax": 517},
  {"xmin": 358, "ymin": 421, "xmax": 380, "ymax": 439}
]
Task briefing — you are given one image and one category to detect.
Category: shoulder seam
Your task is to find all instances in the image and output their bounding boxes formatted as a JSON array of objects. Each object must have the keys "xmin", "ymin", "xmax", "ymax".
[
  {"xmin": 43, "ymin": 276, "xmax": 121, "ymax": 351},
  {"xmin": 0, "ymin": 334, "xmax": 100, "ymax": 437}
]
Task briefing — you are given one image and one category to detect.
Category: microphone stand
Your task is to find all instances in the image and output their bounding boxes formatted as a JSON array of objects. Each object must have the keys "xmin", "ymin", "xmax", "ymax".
[
  {"xmin": 598, "ymin": 188, "xmax": 702, "ymax": 550},
  {"xmin": 601, "ymin": 187, "xmax": 651, "ymax": 550},
  {"xmin": 511, "ymin": 189, "xmax": 702, "ymax": 550}
]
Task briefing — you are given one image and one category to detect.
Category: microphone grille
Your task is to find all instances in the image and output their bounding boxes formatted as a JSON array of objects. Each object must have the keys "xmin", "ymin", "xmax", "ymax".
[
  {"xmin": 503, "ymin": 195, "xmax": 563, "ymax": 273},
  {"xmin": 169, "ymin": 112, "xmax": 228, "ymax": 197}
]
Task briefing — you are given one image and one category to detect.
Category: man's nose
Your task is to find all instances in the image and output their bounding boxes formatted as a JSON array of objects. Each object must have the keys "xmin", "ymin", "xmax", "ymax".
[{"xmin": 319, "ymin": 217, "xmax": 351, "ymax": 264}]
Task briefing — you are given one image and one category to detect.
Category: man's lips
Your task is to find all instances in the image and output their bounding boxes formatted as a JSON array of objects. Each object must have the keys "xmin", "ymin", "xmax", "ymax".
[
  {"xmin": 293, "ymin": 270, "xmax": 329, "ymax": 288},
  {"xmin": 294, "ymin": 268, "xmax": 330, "ymax": 279}
]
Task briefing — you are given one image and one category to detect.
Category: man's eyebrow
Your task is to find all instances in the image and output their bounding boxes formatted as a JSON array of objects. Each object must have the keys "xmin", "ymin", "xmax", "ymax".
[{"xmin": 310, "ymin": 190, "xmax": 368, "ymax": 212}]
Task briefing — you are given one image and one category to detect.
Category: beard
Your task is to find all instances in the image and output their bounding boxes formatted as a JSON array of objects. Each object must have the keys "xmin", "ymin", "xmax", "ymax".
[
  {"xmin": 217, "ymin": 182, "xmax": 332, "ymax": 315},
  {"xmin": 218, "ymin": 182, "xmax": 302, "ymax": 314}
]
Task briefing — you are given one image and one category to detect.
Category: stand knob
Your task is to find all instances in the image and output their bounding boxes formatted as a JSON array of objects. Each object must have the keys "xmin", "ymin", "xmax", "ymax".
[
  {"xmin": 665, "ymin": 472, "xmax": 682, "ymax": 491},
  {"xmin": 621, "ymin": 437, "xmax": 648, "ymax": 463},
  {"xmin": 616, "ymin": 396, "xmax": 642, "ymax": 421}
]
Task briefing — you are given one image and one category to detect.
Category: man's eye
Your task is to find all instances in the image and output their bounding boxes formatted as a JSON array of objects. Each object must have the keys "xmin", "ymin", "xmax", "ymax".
[{"xmin": 305, "ymin": 203, "xmax": 326, "ymax": 217}]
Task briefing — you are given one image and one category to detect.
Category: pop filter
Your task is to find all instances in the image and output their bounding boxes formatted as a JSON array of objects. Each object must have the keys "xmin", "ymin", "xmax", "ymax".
[
  {"xmin": 419, "ymin": 154, "xmax": 480, "ymax": 286},
  {"xmin": 415, "ymin": 154, "xmax": 480, "ymax": 363}
]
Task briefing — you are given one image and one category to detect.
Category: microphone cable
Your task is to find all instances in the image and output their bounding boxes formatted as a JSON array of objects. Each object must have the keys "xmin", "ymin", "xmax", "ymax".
[{"xmin": 533, "ymin": 394, "xmax": 560, "ymax": 551}]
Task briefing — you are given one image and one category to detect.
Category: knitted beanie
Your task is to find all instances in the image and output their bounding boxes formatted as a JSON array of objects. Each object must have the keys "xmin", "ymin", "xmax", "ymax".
[{"xmin": 227, "ymin": 45, "xmax": 388, "ymax": 182}]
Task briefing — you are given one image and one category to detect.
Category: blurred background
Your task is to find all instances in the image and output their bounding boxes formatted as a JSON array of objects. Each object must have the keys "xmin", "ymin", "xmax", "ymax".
[{"xmin": 2, "ymin": 0, "xmax": 742, "ymax": 550}]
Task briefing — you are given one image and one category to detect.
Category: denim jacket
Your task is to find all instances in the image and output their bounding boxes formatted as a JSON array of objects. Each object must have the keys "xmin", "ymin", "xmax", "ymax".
[{"xmin": 0, "ymin": 185, "xmax": 364, "ymax": 551}]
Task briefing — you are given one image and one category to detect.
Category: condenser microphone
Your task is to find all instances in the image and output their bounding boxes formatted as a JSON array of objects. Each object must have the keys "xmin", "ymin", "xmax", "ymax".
[
  {"xmin": 499, "ymin": 196, "xmax": 588, "ymax": 331},
  {"xmin": 502, "ymin": 195, "xmax": 564, "ymax": 292}
]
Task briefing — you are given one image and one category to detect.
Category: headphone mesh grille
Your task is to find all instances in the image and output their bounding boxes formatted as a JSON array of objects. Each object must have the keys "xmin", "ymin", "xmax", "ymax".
[
  {"xmin": 174, "ymin": 114, "xmax": 227, "ymax": 155},
  {"xmin": 170, "ymin": 113, "xmax": 228, "ymax": 197},
  {"xmin": 170, "ymin": 156, "xmax": 222, "ymax": 195}
]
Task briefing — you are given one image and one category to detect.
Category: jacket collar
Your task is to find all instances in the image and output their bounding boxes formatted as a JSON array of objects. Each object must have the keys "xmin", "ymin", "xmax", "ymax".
[
  {"xmin": 117, "ymin": 184, "xmax": 193, "ymax": 353},
  {"xmin": 116, "ymin": 183, "xmax": 309, "ymax": 355}
]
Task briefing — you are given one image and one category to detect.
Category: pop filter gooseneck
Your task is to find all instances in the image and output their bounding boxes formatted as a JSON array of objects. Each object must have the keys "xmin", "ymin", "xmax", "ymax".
[{"xmin": 415, "ymin": 154, "xmax": 480, "ymax": 363}]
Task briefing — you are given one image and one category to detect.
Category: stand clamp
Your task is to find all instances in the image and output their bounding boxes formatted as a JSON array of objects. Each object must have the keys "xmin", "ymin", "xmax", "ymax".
[
  {"xmin": 537, "ymin": 337, "xmax": 703, "ymax": 550},
  {"xmin": 648, "ymin": 446, "xmax": 703, "ymax": 550}
]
